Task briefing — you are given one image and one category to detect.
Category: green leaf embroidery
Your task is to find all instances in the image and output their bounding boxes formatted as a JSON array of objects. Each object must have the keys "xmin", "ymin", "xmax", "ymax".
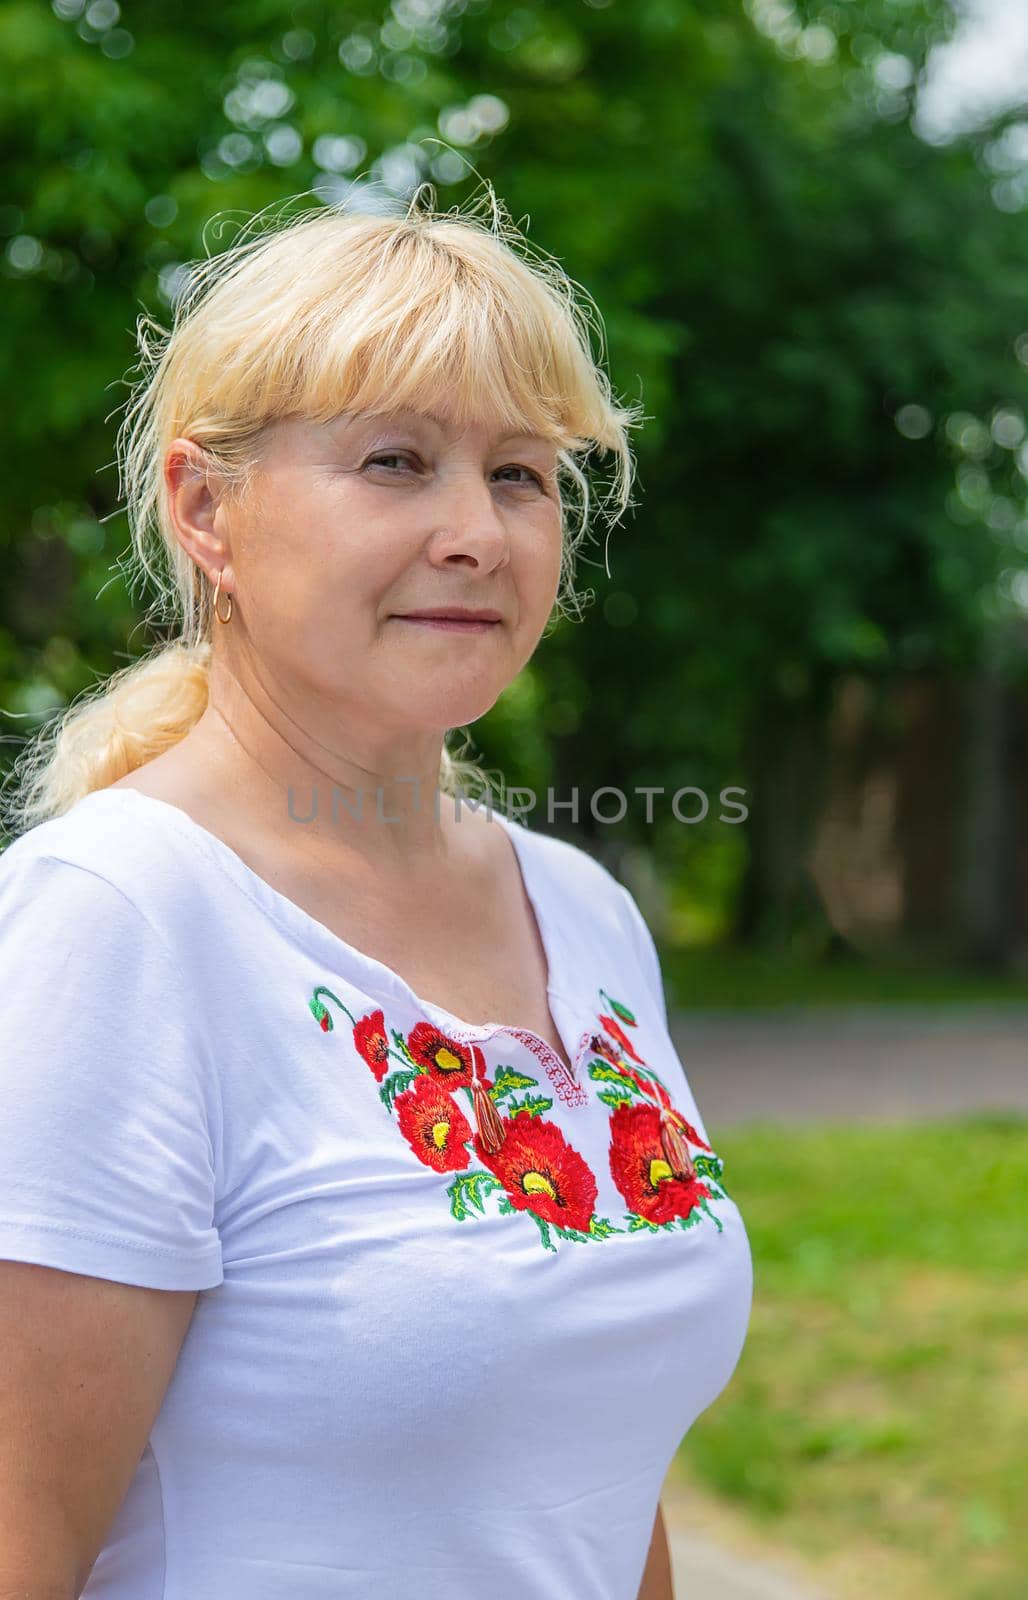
[
  {"xmin": 608, "ymin": 998, "xmax": 637, "ymax": 1026},
  {"xmin": 627, "ymin": 1210, "xmax": 710, "ymax": 1235},
  {"xmin": 528, "ymin": 1212, "xmax": 556, "ymax": 1253},
  {"xmin": 509, "ymin": 1094, "xmax": 553, "ymax": 1119},
  {"xmin": 588, "ymin": 1215, "xmax": 623, "ymax": 1238},
  {"xmin": 553, "ymin": 1215, "xmax": 625, "ymax": 1243},
  {"xmin": 588, "ymin": 1060, "xmax": 634, "ymax": 1085},
  {"xmin": 490, "ymin": 1065, "xmax": 539, "ymax": 1096},
  {"xmin": 379, "ymin": 1069, "xmax": 416, "ymax": 1112},
  {"xmin": 552, "ymin": 1224, "xmax": 589, "ymax": 1242},
  {"xmin": 447, "ymin": 1170, "xmax": 504, "ymax": 1221},
  {"xmin": 308, "ymin": 996, "xmax": 332, "ymax": 1030},
  {"xmin": 597, "ymin": 1086, "xmax": 635, "ymax": 1111},
  {"xmin": 390, "ymin": 1029, "xmax": 417, "ymax": 1067}
]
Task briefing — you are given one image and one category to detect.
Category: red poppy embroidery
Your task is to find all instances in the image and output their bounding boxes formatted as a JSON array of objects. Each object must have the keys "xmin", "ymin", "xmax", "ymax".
[
  {"xmin": 471, "ymin": 1113, "xmax": 598, "ymax": 1233},
  {"xmin": 608, "ymin": 1102, "xmax": 711, "ymax": 1225},
  {"xmin": 395, "ymin": 1075, "xmax": 474, "ymax": 1173},
  {"xmin": 601, "ymin": 1056, "xmax": 712, "ymax": 1153},
  {"xmin": 353, "ymin": 1009, "xmax": 391, "ymax": 1082},
  {"xmin": 405, "ymin": 1022, "xmax": 475, "ymax": 1089},
  {"xmin": 306, "ymin": 980, "xmax": 732, "ymax": 1250},
  {"xmin": 589, "ymin": 986, "xmax": 728, "ymax": 1235}
]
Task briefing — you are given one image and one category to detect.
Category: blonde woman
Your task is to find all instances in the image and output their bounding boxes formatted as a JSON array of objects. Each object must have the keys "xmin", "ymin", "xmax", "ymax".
[{"xmin": 0, "ymin": 190, "xmax": 753, "ymax": 1600}]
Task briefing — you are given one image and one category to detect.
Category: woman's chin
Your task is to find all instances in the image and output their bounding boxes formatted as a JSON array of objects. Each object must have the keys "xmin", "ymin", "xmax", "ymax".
[{"xmin": 399, "ymin": 684, "xmax": 506, "ymax": 732}]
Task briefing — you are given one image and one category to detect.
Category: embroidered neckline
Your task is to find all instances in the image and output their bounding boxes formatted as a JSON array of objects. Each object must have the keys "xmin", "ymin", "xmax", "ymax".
[
  {"xmin": 416, "ymin": 1016, "xmax": 593, "ymax": 1107},
  {"xmin": 308, "ymin": 979, "xmax": 733, "ymax": 1254}
]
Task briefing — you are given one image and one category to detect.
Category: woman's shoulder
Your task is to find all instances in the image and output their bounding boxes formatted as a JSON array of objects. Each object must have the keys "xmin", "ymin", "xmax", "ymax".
[
  {"xmin": 0, "ymin": 785, "xmax": 204, "ymax": 932},
  {"xmin": 492, "ymin": 807, "xmax": 640, "ymax": 935}
]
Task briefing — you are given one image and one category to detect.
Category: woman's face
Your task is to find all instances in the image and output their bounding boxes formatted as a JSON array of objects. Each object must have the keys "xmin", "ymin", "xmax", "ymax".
[{"xmin": 219, "ymin": 405, "xmax": 564, "ymax": 739}]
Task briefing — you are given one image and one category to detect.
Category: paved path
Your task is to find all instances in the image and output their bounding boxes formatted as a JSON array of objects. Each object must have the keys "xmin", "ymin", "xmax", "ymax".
[
  {"xmin": 669, "ymin": 1002, "xmax": 1028, "ymax": 1126},
  {"xmin": 661, "ymin": 1477, "xmax": 830, "ymax": 1599},
  {"xmin": 668, "ymin": 1526, "xmax": 829, "ymax": 1600}
]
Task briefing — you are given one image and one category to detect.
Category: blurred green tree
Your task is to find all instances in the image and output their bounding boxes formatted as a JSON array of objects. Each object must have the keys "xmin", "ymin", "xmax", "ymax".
[{"xmin": 1, "ymin": 0, "xmax": 1025, "ymax": 952}]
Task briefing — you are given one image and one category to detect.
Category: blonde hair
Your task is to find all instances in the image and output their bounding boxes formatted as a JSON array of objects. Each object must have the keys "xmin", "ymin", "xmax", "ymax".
[{"xmin": 2, "ymin": 182, "xmax": 643, "ymax": 837}]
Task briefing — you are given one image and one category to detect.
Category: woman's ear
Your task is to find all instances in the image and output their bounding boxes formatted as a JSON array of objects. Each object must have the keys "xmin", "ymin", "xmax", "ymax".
[{"xmin": 165, "ymin": 437, "xmax": 235, "ymax": 588}]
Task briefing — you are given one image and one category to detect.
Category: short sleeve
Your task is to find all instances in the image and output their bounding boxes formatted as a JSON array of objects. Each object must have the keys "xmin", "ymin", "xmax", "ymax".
[
  {"xmin": 0, "ymin": 847, "xmax": 223, "ymax": 1290},
  {"xmin": 616, "ymin": 880, "xmax": 670, "ymax": 1030}
]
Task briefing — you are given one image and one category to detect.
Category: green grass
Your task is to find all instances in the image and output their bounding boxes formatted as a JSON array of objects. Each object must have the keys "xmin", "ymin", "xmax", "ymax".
[
  {"xmin": 675, "ymin": 1116, "xmax": 1027, "ymax": 1600},
  {"xmin": 661, "ymin": 943, "xmax": 1028, "ymax": 1009}
]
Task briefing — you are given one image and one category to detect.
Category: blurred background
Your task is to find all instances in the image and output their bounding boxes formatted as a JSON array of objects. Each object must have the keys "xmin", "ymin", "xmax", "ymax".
[{"xmin": 0, "ymin": 0, "xmax": 1024, "ymax": 1595}]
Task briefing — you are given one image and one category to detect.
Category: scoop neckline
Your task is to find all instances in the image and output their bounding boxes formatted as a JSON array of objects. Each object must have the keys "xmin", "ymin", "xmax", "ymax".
[{"xmin": 83, "ymin": 785, "xmax": 589, "ymax": 1077}]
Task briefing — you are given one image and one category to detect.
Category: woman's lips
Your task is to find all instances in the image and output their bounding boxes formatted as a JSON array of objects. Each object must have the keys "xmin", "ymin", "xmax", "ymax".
[{"xmin": 392, "ymin": 616, "xmax": 500, "ymax": 633}]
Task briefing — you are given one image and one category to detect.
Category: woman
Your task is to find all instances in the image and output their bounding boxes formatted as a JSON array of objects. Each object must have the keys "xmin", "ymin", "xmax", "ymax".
[{"xmin": 0, "ymin": 190, "xmax": 753, "ymax": 1600}]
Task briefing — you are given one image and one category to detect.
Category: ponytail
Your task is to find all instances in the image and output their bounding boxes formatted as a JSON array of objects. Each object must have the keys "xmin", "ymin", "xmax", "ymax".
[{"xmin": 2, "ymin": 642, "xmax": 211, "ymax": 839}]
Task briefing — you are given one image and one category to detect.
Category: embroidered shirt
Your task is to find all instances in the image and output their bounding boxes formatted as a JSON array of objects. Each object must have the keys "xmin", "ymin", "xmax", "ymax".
[{"xmin": 0, "ymin": 786, "xmax": 753, "ymax": 1600}]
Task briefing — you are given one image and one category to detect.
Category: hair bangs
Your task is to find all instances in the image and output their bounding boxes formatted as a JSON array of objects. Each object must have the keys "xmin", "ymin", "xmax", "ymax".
[{"xmin": 265, "ymin": 225, "xmax": 610, "ymax": 456}]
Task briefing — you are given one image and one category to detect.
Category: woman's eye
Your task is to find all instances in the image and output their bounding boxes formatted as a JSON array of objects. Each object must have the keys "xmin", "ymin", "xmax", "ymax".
[
  {"xmin": 366, "ymin": 453, "xmax": 415, "ymax": 471},
  {"xmin": 495, "ymin": 464, "xmax": 544, "ymax": 488}
]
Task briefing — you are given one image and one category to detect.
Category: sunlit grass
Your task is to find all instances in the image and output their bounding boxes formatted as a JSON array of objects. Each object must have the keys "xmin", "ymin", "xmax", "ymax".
[{"xmin": 675, "ymin": 1116, "xmax": 1027, "ymax": 1600}]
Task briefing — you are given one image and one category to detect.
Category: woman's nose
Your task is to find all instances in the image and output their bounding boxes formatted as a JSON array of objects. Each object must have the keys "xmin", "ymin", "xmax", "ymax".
[{"xmin": 428, "ymin": 478, "xmax": 510, "ymax": 567}]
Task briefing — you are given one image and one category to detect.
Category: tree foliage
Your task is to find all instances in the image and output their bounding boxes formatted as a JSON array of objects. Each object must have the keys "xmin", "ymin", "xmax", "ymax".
[{"xmin": 2, "ymin": 0, "xmax": 1026, "ymax": 936}]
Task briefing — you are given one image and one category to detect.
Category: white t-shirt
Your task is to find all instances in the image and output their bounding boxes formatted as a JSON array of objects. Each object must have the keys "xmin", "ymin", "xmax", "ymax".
[{"xmin": 0, "ymin": 786, "xmax": 752, "ymax": 1600}]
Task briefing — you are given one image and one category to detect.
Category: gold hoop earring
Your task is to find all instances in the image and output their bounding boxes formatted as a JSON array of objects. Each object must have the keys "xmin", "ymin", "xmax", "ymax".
[{"xmin": 212, "ymin": 568, "xmax": 234, "ymax": 625}]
